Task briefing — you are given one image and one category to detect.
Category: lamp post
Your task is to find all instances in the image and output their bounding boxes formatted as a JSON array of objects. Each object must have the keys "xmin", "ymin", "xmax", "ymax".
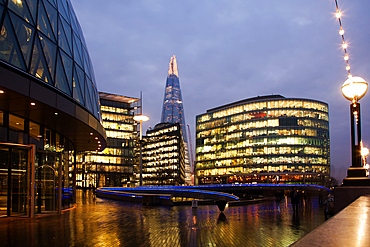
[
  {"xmin": 133, "ymin": 115, "xmax": 149, "ymax": 186},
  {"xmin": 341, "ymin": 76, "xmax": 370, "ymax": 186}
]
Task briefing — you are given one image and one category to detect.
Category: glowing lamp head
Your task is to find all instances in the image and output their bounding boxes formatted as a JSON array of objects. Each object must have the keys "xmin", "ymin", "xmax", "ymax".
[
  {"xmin": 362, "ymin": 147, "xmax": 369, "ymax": 157},
  {"xmin": 133, "ymin": 115, "xmax": 149, "ymax": 122},
  {"xmin": 341, "ymin": 76, "xmax": 368, "ymax": 101}
]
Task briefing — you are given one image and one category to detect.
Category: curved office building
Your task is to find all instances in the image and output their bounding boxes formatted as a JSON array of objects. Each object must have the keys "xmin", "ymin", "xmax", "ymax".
[
  {"xmin": 0, "ymin": 0, "xmax": 106, "ymax": 217},
  {"xmin": 195, "ymin": 95, "xmax": 330, "ymax": 186}
]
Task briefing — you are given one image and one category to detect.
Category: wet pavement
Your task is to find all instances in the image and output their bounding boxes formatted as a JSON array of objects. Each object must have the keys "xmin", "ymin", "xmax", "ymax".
[{"xmin": 0, "ymin": 190, "xmax": 326, "ymax": 246}]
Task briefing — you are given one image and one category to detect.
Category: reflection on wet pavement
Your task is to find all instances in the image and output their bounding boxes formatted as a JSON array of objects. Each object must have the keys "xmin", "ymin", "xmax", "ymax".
[{"xmin": 0, "ymin": 190, "xmax": 326, "ymax": 246}]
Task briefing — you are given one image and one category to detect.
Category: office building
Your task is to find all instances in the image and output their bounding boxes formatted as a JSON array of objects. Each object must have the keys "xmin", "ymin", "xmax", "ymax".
[
  {"xmin": 161, "ymin": 55, "xmax": 191, "ymax": 184},
  {"xmin": 0, "ymin": 0, "xmax": 106, "ymax": 216},
  {"xmin": 141, "ymin": 123, "xmax": 185, "ymax": 186},
  {"xmin": 195, "ymin": 95, "xmax": 330, "ymax": 186},
  {"xmin": 76, "ymin": 93, "xmax": 140, "ymax": 188}
]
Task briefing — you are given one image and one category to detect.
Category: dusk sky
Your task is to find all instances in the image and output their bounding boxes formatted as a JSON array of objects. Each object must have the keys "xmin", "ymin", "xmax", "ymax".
[{"xmin": 72, "ymin": 0, "xmax": 370, "ymax": 183}]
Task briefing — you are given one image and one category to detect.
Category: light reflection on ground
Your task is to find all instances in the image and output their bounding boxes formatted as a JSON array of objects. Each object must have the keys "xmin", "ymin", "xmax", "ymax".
[{"xmin": 0, "ymin": 190, "xmax": 326, "ymax": 246}]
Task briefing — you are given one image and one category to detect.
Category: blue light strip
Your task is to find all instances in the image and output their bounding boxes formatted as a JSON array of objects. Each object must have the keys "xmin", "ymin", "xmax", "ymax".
[
  {"xmin": 99, "ymin": 187, "xmax": 240, "ymax": 201},
  {"xmin": 98, "ymin": 190, "xmax": 143, "ymax": 198}
]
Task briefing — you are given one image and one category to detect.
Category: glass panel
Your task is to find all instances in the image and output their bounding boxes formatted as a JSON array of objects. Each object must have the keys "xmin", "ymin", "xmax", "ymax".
[
  {"xmin": 11, "ymin": 148, "xmax": 27, "ymax": 215},
  {"xmin": 72, "ymin": 64, "xmax": 84, "ymax": 105},
  {"xmin": 60, "ymin": 48, "xmax": 72, "ymax": 83},
  {"xmin": 58, "ymin": 0, "xmax": 70, "ymax": 22},
  {"xmin": 47, "ymin": 0, "xmax": 56, "ymax": 8},
  {"xmin": 29, "ymin": 35, "xmax": 53, "ymax": 84},
  {"xmin": 8, "ymin": 0, "xmax": 34, "ymax": 24},
  {"xmin": 44, "ymin": 128, "xmax": 55, "ymax": 151},
  {"xmin": 0, "ymin": 111, "xmax": 6, "ymax": 142},
  {"xmin": 9, "ymin": 114, "xmax": 26, "ymax": 144},
  {"xmin": 9, "ymin": 114, "xmax": 24, "ymax": 132},
  {"xmin": 9, "ymin": 11, "xmax": 35, "ymax": 68},
  {"xmin": 72, "ymin": 33, "xmax": 83, "ymax": 68},
  {"xmin": 0, "ymin": 13, "xmax": 26, "ymax": 70},
  {"xmin": 37, "ymin": 0, "xmax": 55, "ymax": 41},
  {"xmin": 85, "ymin": 77, "xmax": 93, "ymax": 113},
  {"xmin": 55, "ymin": 51, "xmax": 71, "ymax": 95},
  {"xmin": 82, "ymin": 47, "xmax": 91, "ymax": 79},
  {"xmin": 69, "ymin": 8, "xmax": 79, "ymax": 37},
  {"xmin": 0, "ymin": 5, "xmax": 3, "ymax": 21},
  {"xmin": 29, "ymin": 121, "xmax": 43, "ymax": 149},
  {"xmin": 38, "ymin": 33, "xmax": 57, "ymax": 81},
  {"xmin": 86, "ymin": 78, "xmax": 96, "ymax": 115},
  {"xmin": 60, "ymin": 16, "xmax": 72, "ymax": 50},
  {"xmin": 43, "ymin": 0, "xmax": 57, "ymax": 39},
  {"xmin": 58, "ymin": 16, "xmax": 71, "ymax": 56},
  {"xmin": 36, "ymin": 153, "xmax": 57, "ymax": 213},
  {"xmin": 25, "ymin": 0, "xmax": 38, "ymax": 23},
  {"xmin": 85, "ymin": 85, "xmax": 93, "ymax": 113},
  {"xmin": 0, "ymin": 147, "xmax": 8, "ymax": 217}
]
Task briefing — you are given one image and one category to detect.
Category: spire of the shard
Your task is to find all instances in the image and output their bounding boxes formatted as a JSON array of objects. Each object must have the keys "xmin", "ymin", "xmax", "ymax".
[
  {"xmin": 161, "ymin": 55, "xmax": 191, "ymax": 184},
  {"xmin": 168, "ymin": 55, "xmax": 179, "ymax": 77}
]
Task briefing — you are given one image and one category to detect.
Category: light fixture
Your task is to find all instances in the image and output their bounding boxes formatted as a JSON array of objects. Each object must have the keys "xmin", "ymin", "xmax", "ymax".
[
  {"xmin": 90, "ymin": 132, "xmax": 93, "ymax": 135},
  {"xmin": 95, "ymin": 137, "xmax": 98, "ymax": 140},
  {"xmin": 30, "ymin": 102, "xmax": 35, "ymax": 106},
  {"xmin": 336, "ymin": 11, "xmax": 341, "ymax": 18},
  {"xmin": 344, "ymin": 55, "xmax": 349, "ymax": 61},
  {"xmin": 339, "ymin": 29, "xmax": 345, "ymax": 35},
  {"xmin": 361, "ymin": 146, "xmax": 369, "ymax": 157},
  {"xmin": 342, "ymin": 43, "xmax": 348, "ymax": 49},
  {"xmin": 133, "ymin": 115, "xmax": 150, "ymax": 122},
  {"xmin": 0, "ymin": 90, "xmax": 4, "ymax": 94},
  {"xmin": 341, "ymin": 76, "xmax": 368, "ymax": 101},
  {"xmin": 55, "ymin": 112, "xmax": 58, "ymax": 115}
]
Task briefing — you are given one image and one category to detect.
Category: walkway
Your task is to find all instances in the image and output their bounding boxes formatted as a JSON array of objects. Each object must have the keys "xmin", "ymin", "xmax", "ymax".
[
  {"xmin": 0, "ymin": 190, "xmax": 326, "ymax": 246},
  {"xmin": 292, "ymin": 195, "xmax": 370, "ymax": 246}
]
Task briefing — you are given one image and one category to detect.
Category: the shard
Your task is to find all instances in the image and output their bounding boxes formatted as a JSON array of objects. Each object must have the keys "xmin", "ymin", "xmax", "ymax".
[{"xmin": 161, "ymin": 55, "xmax": 191, "ymax": 184}]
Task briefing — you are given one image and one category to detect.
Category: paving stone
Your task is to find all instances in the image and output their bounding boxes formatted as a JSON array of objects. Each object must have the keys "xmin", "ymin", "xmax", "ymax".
[{"xmin": 0, "ymin": 190, "xmax": 326, "ymax": 246}]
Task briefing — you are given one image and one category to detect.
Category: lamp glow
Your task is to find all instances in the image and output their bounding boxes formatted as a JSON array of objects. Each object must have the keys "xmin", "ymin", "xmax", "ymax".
[
  {"xmin": 346, "ymin": 65, "xmax": 350, "ymax": 71},
  {"xmin": 342, "ymin": 43, "xmax": 348, "ymax": 49},
  {"xmin": 341, "ymin": 76, "xmax": 368, "ymax": 101},
  {"xmin": 361, "ymin": 147, "xmax": 369, "ymax": 157},
  {"xmin": 344, "ymin": 55, "xmax": 349, "ymax": 61},
  {"xmin": 339, "ymin": 29, "xmax": 345, "ymax": 35},
  {"xmin": 336, "ymin": 12, "xmax": 341, "ymax": 18},
  {"xmin": 133, "ymin": 115, "xmax": 149, "ymax": 122}
]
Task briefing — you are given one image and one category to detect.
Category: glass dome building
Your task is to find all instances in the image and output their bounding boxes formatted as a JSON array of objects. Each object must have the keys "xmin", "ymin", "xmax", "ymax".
[
  {"xmin": 0, "ymin": 0, "xmax": 106, "ymax": 217},
  {"xmin": 195, "ymin": 95, "xmax": 330, "ymax": 186}
]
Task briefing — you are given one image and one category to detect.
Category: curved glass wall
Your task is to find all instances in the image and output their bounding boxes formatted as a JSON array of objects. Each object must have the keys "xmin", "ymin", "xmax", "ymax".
[
  {"xmin": 0, "ymin": 0, "xmax": 100, "ymax": 120},
  {"xmin": 195, "ymin": 97, "xmax": 330, "ymax": 186}
]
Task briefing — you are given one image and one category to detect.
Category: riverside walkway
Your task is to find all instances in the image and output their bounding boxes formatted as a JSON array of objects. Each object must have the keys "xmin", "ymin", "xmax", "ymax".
[
  {"xmin": 0, "ymin": 189, "xmax": 326, "ymax": 246},
  {"xmin": 292, "ymin": 195, "xmax": 370, "ymax": 246}
]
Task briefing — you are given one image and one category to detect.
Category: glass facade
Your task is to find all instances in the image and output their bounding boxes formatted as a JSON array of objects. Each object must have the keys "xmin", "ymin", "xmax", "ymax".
[
  {"xmin": 0, "ymin": 0, "xmax": 100, "ymax": 119},
  {"xmin": 141, "ymin": 123, "xmax": 185, "ymax": 186},
  {"xmin": 161, "ymin": 55, "xmax": 191, "ymax": 184},
  {"xmin": 0, "ymin": 111, "xmax": 75, "ymax": 217},
  {"xmin": 195, "ymin": 95, "xmax": 330, "ymax": 186},
  {"xmin": 0, "ymin": 0, "xmax": 105, "ymax": 216},
  {"xmin": 76, "ymin": 93, "xmax": 140, "ymax": 188}
]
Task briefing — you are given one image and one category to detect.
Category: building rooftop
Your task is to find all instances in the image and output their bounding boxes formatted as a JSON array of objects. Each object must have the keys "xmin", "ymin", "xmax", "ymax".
[
  {"xmin": 206, "ymin": 95, "xmax": 285, "ymax": 113},
  {"xmin": 99, "ymin": 92, "xmax": 140, "ymax": 103}
]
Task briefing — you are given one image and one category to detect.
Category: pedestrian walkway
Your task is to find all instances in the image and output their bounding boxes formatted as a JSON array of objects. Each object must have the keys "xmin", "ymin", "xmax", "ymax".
[
  {"xmin": 292, "ymin": 195, "xmax": 370, "ymax": 246},
  {"xmin": 0, "ymin": 190, "xmax": 326, "ymax": 246}
]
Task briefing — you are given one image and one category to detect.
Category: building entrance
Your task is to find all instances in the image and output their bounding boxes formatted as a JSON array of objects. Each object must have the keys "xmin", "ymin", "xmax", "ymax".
[
  {"xmin": 0, "ymin": 143, "xmax": 35, "ymax": 217},
  {"xmin": 36, "ymin": 152, "xmax": 61, "ymax": 213}
]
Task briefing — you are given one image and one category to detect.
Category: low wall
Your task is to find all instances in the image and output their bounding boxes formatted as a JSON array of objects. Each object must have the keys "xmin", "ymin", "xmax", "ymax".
[{"xmin": 291, "ymin": 195, "xmax": 370, "ymax": 246}]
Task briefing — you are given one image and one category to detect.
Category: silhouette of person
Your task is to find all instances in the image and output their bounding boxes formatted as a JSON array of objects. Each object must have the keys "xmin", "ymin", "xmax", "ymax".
[{"xmin": 290, "ymin": 187, "xmax": 299, "ymax": 214}]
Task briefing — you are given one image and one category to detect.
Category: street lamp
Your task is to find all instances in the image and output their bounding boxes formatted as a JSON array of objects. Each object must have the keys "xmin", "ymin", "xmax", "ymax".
[
  {"xmin": 133, "ymin": 115, "xmax": 149, "ymax": 186},
  {"xmin": 341, "ymin": 76, "xmax": 370, "ymax": 186}
]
